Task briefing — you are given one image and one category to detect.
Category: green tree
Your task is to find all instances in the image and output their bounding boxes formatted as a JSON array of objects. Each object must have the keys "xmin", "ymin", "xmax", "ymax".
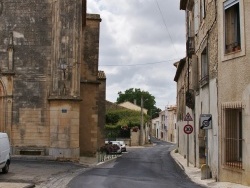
[
  {"xmin": 105, "ymin": 109, "xmax": 150, "ymax": 139},
  {"xmin": 117, "ymin": 88, "xmax": 160, "ymax": 117}
]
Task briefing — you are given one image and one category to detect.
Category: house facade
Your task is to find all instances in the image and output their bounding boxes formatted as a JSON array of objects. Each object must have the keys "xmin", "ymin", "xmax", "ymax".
[
  {"xmin": 159, "ymin": 110, "xmax": 167, "ymax": 141},
  {"xmin": 151, "ymin": 117, "xmax": 160, "ymax": 139},
  {"xmin": 166, "ymin": 105, "xmax": 177, "ymax": 143},
  {"xmin": 177, "ymin": 0, "xmax": 220, "ymax": 180},
  {"xmin": 151, "ymin": 110, "xmax": 166, "ymax": 141},
  {"xmin": 178, "ymin": 0, "xmax": 250, "ymax": 186},
  {"xmin": 217, "ymin": 0, "xmax": 250, "ymax": 185},
  {"xmin": 0, "ymin": 0, "xmax": 105, "ymax": 160}
]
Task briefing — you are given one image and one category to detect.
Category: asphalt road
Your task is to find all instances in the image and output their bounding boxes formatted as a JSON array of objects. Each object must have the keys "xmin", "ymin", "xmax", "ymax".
[{"xmin": 68, "ymin": 139, "xmax": 205, "ymax": 188}]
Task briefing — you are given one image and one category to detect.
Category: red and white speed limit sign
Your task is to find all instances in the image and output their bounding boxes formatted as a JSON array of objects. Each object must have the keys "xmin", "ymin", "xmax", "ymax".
[{"xmin": 183, "ymin": 124, "xmax": 193, "ymax": 134}]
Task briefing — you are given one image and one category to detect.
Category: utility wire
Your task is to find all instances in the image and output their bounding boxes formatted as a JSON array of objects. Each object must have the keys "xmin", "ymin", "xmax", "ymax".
[
  {"xmin": 154, "ymin": 0, "xmax": 178, "ymax": 57},
  {"xmin": 99, "ymin": 58, "xmax": 179, "ymax": 67}
]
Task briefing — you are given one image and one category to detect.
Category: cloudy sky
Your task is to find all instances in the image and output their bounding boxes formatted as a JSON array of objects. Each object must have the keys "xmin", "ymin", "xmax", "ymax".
[{"xmin": 87, "ymin": 0, "xmax": 186, "ymax": 110}]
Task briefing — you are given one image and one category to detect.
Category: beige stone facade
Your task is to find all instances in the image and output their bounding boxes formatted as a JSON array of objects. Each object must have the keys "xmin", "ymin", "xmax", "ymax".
[
  {"xmin": 178, "ymin": 0, "xmax": 250, "ymax": 186},
  {"xmin": 166, "ymin": 106, "xmax": 177, "ymax": 143},
  {"xmin": 178, "ymin": 0, "xmax": 219, "ymax": 179},
  {"xmin": 0, "ymin": 0, "xmax": 105, "ymax": 160},
  {"xmin": 217, "ymin": 0, "xmax": 250, "ymax": 185}
]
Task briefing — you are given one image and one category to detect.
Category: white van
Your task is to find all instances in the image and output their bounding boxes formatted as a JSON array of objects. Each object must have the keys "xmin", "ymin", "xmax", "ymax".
[{"xmin": 0, "ymin": 133, "xmax": 11, "ymax": 173}]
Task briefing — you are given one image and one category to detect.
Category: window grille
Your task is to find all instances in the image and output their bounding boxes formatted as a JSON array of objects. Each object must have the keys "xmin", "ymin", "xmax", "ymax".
[{"xmin": 222, "ymin": 101, "xmax": 244, "ymax": 169}]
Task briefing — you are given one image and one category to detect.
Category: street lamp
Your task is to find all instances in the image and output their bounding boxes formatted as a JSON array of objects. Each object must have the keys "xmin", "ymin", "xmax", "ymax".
[{"xmin": 140, "ymin": 96, "xmax": 148, "ymax": 146}]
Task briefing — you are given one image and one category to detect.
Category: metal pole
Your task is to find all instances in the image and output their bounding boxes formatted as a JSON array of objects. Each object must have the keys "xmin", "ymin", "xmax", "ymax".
[
  {"xmin": 206, "ymin": 129, "xmax": 209, "ymax": 178},
  {"xmin": 140, "ymin": 96, "xmax": 143, "ymax": 146},
  {"xmin": 187, "ymin": 121, "xmax": 189, "ymax": 167}
]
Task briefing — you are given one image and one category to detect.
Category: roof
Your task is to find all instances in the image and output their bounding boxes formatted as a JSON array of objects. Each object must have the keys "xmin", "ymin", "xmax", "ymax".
[
  {"xmin": 174, "ymin": 58, "xmax": 186, "ymax": 82},
  {"xmin": 118, "ymin": 101, "xmax": 148, "ymax": 114}
]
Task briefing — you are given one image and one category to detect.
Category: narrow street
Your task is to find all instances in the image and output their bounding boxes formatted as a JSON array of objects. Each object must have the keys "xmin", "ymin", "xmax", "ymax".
[{"xmin": 68, "ymin": 139, "xmax": 205, "ymax": 188}]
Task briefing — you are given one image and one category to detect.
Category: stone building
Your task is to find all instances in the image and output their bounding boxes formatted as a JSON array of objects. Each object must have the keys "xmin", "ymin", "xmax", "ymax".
[
  {"xmin": 166, "ymin": 105, "xmax": 177, "ymax": 143},
  {"xmin": 217, "ymin": 0, "xmax": 250, "ymax": 185},
  {"xmin": 178, "ymin": 0, "xmax": 250, "ymax": 186},
  {"xmin": 178, "ymin": 0, "xmax": 219, "ymax": 180},
  {"xmin": 0, "ymin": 0, "xmax": 105, "ymax": 159}
]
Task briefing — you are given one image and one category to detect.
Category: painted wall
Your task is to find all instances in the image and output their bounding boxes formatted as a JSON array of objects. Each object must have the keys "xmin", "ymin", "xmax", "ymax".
[{"xmin": 217, "ymin": 0, "xmax": 250, "ymax": 185}]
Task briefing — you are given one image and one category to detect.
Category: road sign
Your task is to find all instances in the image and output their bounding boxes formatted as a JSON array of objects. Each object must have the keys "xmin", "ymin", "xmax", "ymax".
[
  {"xmin": 184, "ymin": 124, "xmax": 193, "ymax": 134},
  {"xmin": 200, "ymin": 114, "xmax": 212, "ymax": 129},
  {"xmin": 184, "ymin": 112, "xmax": 193, "ymax": 121}
]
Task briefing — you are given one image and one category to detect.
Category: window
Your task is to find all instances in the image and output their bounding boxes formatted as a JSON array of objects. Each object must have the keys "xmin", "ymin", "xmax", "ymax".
[
  {"xmin": 201, "ymin": 0, "xmax": 206, "ymax": 21},
  {"xmin": 200, "ymin": 47, "xmax": 208, "ymax": 87},
  {"xmin": 224, "ymin": 0, "xmax": 241, "ymax": 54},
  {"xmin": 222, "ymin": 102, "xmax": 243, "ymax": 169}
]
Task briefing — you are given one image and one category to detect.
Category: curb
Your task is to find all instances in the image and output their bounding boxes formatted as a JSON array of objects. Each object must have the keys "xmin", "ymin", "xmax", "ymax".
[
  {"xmin": 23, "ymin": 184, "xmax": 35, "ymax": 188},
  {"xmin": 170, "ymin": 149, "xmax": 185, "ymax": 171},
  {"xmin": 0, "ymin": 183, "xmax": 35, "ymax": 188},
  {"xmin": 96, "ymin": 155, "xmax": 120, "ymax": 166}
]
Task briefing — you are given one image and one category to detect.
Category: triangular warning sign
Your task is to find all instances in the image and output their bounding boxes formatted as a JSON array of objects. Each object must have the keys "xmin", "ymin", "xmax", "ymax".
[{"xmin": 184, "ymin": 112, "xmax": 193, "ymax": 121}]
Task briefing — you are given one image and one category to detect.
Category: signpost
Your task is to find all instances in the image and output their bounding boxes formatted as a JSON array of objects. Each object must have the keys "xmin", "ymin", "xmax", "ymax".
[
  {"xmin": 184, "ymin": 112, "xmax": 193, "ymax": 121},
  {"xmin": 200, "ymin": 114, "xmax": 212, "ymax": 179},
  {"xmin": 184, "ymin": 124, "xmax": 193, "ymax": 134},
  {"xmin": 200, "ymin": 114, "xmax": 212, "ymax": 129},
  {"xmin": 184, "ymin": 113, "xmax": 193, "ymax": 167}
]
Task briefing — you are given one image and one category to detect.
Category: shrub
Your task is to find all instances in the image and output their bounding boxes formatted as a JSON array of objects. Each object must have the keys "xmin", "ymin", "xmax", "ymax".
[{"xmin": 100, "ymin": 143, "xmax": 120, "ymax": 154}]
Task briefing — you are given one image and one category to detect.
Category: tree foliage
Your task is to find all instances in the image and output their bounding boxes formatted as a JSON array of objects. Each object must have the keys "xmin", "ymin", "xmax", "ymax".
[
  {"xmin": 105, "ymin": 109, "xmax": 150, "ymax": 139},
  {"xmin": 117, "ymin": 88, "xmax": 161, "ymax": 118},
  {"xmin": 106, "ymin": 109, "xmax": 149, "ymax": 129}
]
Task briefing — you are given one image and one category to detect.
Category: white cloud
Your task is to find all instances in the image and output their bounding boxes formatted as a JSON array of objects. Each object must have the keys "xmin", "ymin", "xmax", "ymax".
[{"xmin": 88, "ymin": 0, "xmax": 186, "ymax": 110}]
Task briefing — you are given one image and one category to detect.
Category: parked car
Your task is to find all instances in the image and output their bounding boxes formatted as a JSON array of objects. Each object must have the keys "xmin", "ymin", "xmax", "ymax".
[
  {"xmin": 117, "ymin": 141, "xmax": 126, "ymax": 152},
  {"xmin": 0, "ymin": 132, "xmax": 11, "ymax": 173}
]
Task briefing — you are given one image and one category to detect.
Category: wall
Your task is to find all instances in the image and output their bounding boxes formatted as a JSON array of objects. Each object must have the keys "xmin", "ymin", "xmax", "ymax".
[
  {"xmin": 193, "ymin": 0, "xmax": 219, "ymax": 177},
  {"xmin": 217, "ymin": 0, "xmax": 250, "ymax": 185},
  {"xmin": 130, "ymin": 130, "xmax": 139, "ymax": 146},
  {"xmin": 166, "ymin": 106, "xmax": 177, "ymax": 143},
  {"xmin": 0, "ymin": 0, "xmax": 104, "ymax": 160},
  {"xmin": 0, "ymin": 0, "xmax": 53, "ymax": 149},
  {"xmin": 79, "ymin": 14, "xmax": 101, "ymax": 156},
  {"xmin": 177, "ymin": 1, "xmax": 219, "ymax": 177},
  {"xmin": 49, "ymin": 100, "xmax": 80, "ymax": 159},
  {"xmin": 97, "ymin": 71, "xmax": 106, "ymax": 150}
]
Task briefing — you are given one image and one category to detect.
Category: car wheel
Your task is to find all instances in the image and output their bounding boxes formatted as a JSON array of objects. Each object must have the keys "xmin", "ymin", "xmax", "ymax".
[{"xmin": 2, "ymin": 162, "xmax": 9, "ymax": 174}]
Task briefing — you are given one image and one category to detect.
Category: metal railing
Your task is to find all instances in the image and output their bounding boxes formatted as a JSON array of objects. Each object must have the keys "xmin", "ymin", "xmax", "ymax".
[
  {"xmin": 97, "ymin": 152, "xmax": 119, "ymax": 163},
  {"xmin": 222, "ymin": 102, "xmax": 243, "ymax": 170}
]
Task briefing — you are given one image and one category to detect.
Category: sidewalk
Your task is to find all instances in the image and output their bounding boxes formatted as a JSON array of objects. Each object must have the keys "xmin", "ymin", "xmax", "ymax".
[{"xmin": 170, "ymin": 150, "xmax": 250, "ymax": 188}]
